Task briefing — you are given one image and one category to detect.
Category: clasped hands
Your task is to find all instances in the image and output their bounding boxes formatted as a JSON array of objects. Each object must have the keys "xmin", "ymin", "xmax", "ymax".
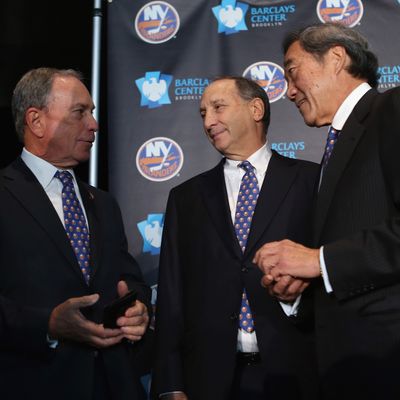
[
  {"xmin": 48, "ymin": 280, "xmax": 149, "ymax": 348},
  {"xmin": 253, "ymin": 239, "xmax": 321, "ymax": 302}
]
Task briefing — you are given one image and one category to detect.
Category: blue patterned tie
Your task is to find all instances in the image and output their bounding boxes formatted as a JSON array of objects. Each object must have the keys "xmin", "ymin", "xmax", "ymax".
[
  {"xmin": 234, "ymin": 161, "xmax": 260, "ymax": 333},
  {"xmin": 55, "ymin": 170, "xmax": 91, "ymax": 284},
  {"xmin": 322, "ymin": 126, "xmax": 340, "ymax": 169}
]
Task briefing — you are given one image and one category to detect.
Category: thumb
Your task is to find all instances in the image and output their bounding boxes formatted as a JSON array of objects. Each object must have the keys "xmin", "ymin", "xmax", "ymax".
[
  {"xmin": 117, "ymin": 280, "xmax": 129, "ymax": 298},
  {"xmin": 72, "ymin": 293, "xmax": 100, "ymax": 309}
]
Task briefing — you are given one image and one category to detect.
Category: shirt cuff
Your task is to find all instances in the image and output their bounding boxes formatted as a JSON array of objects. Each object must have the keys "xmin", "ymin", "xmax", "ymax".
[
  {"xmin": 279, "ymin": 294, "xmax": 301, "ymax": 316},
  {"xmin": 46, "ymin": 334, "xmax": 58, "ymax": 349},
  {"xmin": 320, "ymin": 246, "xmax": 333, "ymax": 293}
]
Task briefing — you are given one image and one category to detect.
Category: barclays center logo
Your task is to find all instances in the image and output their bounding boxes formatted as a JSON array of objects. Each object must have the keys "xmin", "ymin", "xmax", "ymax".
[
  {"xmin": 316, "ymin": 0, "xmax": 363, "ymax": 27},
  {"xmin": 136, "ymin": 137, "xmax": 184, "ymax": 182},
  {"xmin": 137, "ymin": 213, "xmax": 164, "ymax": 256},
  {"xmin": 212, "ymin": 0, "xmax": 249, "ymax": 35},
  {"xmin": 242, "ymin": 61, "xmax": 287, "ymax": 103},
  {"xmin": 135, "ymin": 1, "xmax": 180, "ymax": 44},
  {"xmin": 135, "ymin": 71, "xmax": 173, "ymax": 109}
]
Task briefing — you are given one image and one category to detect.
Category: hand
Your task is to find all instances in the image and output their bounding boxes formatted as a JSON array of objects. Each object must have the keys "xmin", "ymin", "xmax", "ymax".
[
  {"xmin": 48, "ymin": 294, "xmax": 124, "ymax": 348},
  {"xmin": 161, "ymin": 393, "xmax": 188, "ymax": 400},
  {"xmin": 254, "ymin": 239, "xmax": 320, "ymax": 280},
  {"xmin": 261, "ymin": 274, "xmax": 310, "ymax": 302},
  {"xmin": 116, "ymin": 281, "xmax": 149, "ymax": 342}
]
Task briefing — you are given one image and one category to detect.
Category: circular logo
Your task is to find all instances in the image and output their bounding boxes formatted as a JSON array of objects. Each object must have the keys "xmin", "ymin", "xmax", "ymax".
[
  {"xmin": 316, "ymin": 0, "xmax": 363, "ymax": 27},
  {"xmin": 242, "ymin": 61, "xmax": 287, "ymax": 103},
  {"xmin": 135, "ymin": 1, "xmax": 180, "ymax": 44},
  {"xmin": 136, "ymin": 137, "xmax": 184, "ymax": 182}
]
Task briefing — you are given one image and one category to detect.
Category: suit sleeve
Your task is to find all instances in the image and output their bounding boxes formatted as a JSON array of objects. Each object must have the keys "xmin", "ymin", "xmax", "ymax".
[
  {"xmin": 323, "ymin": 88, "xmax": 400, "ymax": 300},
  {"xmin": 0, "ymin": 295, "xmax": 53, "ymax": 357},
  {"xmin": 152, "ymin": 189, "xmax": 185, "ymax": 395}
]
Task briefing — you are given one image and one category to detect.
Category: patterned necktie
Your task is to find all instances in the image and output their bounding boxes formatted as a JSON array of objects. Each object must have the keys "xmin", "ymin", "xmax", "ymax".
[
  {"xmin": 55, "ymin": 170, "xmax": 91, "ymax": 284},
  {"xmin": 234, "ymin": 161, "xmax": 260, "ymax": 333},
  {"xmin": 321, "ymin": 126, "xmax": 340, "ymax": 169}
]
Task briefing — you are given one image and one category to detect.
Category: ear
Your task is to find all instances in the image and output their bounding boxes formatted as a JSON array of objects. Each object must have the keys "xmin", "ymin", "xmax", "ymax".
[
  {"xmin": 329, "ymin": 45, "xmax": 348, "ymax": 75},
  {"xmin": 250, "ymin": 97, "xmax": 265, "ymax": 123},
  {"xmin": 25, "ymin": 107, "xmax": 46, "ymax": 138}
]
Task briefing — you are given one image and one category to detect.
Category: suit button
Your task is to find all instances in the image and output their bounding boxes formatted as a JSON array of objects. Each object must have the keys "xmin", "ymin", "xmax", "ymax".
[
  {"xmin": 93, "ymin": 350, "xmax": 99, "ymax": 358},
  {"xmin": 241, "ymin": 266, "xmax": 249, "ymax": 273},
  {"xmin": 230, "ymin": 312, "xmax": 239, "ymax": 320}
]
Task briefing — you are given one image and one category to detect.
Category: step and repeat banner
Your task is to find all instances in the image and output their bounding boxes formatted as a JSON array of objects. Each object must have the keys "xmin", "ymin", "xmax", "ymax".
[{"xmin": 107, "ymin": 0, "xmax": 400, "ymax": 308}]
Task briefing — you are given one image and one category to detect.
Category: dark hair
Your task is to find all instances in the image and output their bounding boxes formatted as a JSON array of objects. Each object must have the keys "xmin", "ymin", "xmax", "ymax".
[
  {"xmin": 12, "ymin": 67, "xmax": 83, "ymax": 142},
  {"xmin": 213, "ymin": 76, "xmax": 271, "ymax": 134},
  {"xmin": 282, "ymin": 22, "xmax": 379, "ymax": 88}
]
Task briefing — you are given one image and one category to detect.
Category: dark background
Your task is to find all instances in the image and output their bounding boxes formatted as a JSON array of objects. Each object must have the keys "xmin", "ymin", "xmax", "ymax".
[{"xmin": 0, "ymin": 0, "xmax": 108, "ymax": 186}]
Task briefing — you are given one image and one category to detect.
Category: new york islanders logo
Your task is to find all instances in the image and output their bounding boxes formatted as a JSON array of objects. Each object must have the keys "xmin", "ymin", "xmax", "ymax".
[
  {"xmin": 135, "ymin": 1, "xmax": 180, "ymax": 44},
  {"xmin": 136, "ymin": 137, "xmax": 184, "ymax": 182},
  {"xmin": 212, "ymin": 0, "xmax": 249, "ymax": 35},
  {"xmin": 242, "ymin": 61, "xmax": 287, "ymax": 103},
  {"xmin": 317, "ymin": 0, "xmax": 363, "ymax": 27},
  {"xmin": 135, "ymin": 71, "xmax": 173, "ymax": 108}
]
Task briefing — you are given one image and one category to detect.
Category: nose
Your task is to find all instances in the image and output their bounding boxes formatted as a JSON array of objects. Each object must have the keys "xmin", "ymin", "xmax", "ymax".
[
  {"xmin": 203, "ymin": 110, "xmax": 217, "ymax": 131},
  {"xmin": 88, "ymin": 113, "xmax": 99, "ymax": 132},
  {"xmin": 286, "ymin": 80, "xmax": 297, "ymax": 102}
]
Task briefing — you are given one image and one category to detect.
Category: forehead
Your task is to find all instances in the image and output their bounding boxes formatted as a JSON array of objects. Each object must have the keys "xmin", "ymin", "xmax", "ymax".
[
  {"xmin": 201, "ymin": 79, "xmax": 239, "ymax": 104},
  {"xmin": 49, "ymin": 76, "xmax": 93, "ymax": 107},
  {"xmin": 284, "ymin": 41, "xmax": 321, "ymax": 69}
]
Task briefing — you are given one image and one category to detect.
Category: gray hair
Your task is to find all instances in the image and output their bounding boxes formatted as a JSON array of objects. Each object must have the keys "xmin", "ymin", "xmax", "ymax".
[
  {"xmin": 282, "ymin": 22, "xmax": 379, "ymax": 88},
  {"xmin": 12, "ymin": 67, "xmax": 83, "ymax": 142},
  {"xmin": 213, "ymin": 76, "xmax": 271, "ymax": 135}
]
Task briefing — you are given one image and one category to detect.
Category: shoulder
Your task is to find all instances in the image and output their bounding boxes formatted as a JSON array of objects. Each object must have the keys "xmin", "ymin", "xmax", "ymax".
[
  {"xmin": 271, "ymin": 150, "xmax": 319, "ymax": 174},
  {"xmin": 169, "ymin": 160, "xmax": 224, "ymax": 196}
]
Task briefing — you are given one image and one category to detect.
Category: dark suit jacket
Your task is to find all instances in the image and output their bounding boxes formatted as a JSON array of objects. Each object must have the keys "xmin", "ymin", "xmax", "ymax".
[
  {"xmin": 0, "ymin": 157, "xmax": 151, "ymax": 400},
  {"xmin": 311, "ymin": 87, "xmax": 400, "ymax": 399},
  {"xmin": 153, "ymin": 151, "xmax": 320, "ymax": 400}
]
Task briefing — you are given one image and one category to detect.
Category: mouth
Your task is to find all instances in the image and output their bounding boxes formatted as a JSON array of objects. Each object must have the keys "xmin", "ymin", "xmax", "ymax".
[
  {"xmin": 295, "ymin": 98, "xmax": 307, "ymax": 108},
  {"xmin": 208, "ymin": 128, "xmax": 226, "ymax": 140}
]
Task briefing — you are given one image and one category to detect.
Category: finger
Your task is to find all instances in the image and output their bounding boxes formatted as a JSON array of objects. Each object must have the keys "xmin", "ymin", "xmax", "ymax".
[
  {"xmin": 90, "ymin": 333, "xmax": 124, "ymax": 349},
  {"xmin": 120, "ymin": 324, "xmax": 147, "ymax": 338},
  {"xmin": 70, "ymin": 293, "xmax": 100, "ymax": 309},
  {"xmin": 124, "ymin": 300, "xmax": 147, "ymax": 317},
  {"xmin": 286, "ymin": 279, "xmax": 305, "ymax": 296},
  {"xmin": 253, "ymin": 241, "xmax": 280, "ymax": 264},
  {"xmin": 261, "ymin": 274, "xmax": 275, "ymax": 288},
  {"xmin": 271, "ymin": 275, "xmax": 293, "ymax": 296},
  {"xmin": 117, "ymin": 280, "xmax": 130, "ymax": 298}
]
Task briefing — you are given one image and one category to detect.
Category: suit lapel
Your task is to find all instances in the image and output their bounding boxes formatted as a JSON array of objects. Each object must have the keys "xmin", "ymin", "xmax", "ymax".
[
  {"xmin": 314, "ymin": 89, "xmax": 378, "ymax": 242},
  {"xmin": 2, "ymin": 158, "xmax": 88, "ymax": 284},
  {"xmin": 199, "ymin": 160, "xmax": 243, "ymax": 260},
  {"xmin": 245, "ymin": 151, "xmax": 299, "ymax": 257}
]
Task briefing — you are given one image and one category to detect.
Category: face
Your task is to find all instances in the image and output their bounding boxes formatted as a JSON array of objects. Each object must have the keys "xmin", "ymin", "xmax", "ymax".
[
  {"xmin": 199, "ymin": 79, "xmax": 265, "ymax": 160},
  {"xmin": 284, "ymin": 41, "xmax": 338, "ymax": 127},
  {"xmin": 36, "ymin": 76, "xmax": 98, "ymax": 168}
]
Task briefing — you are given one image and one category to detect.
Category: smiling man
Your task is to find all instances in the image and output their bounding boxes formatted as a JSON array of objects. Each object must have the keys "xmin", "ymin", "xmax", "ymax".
[
  {"xmin": 152, "ymin": 76, "xmax": 319, "ymax": 400},
  {"xmin": 0, "ymin": 68, "xmax": 151, "ymax": 399},
  {"xmin": 254, "ymin": 22, "xmax": 400, "ymax": 400}
]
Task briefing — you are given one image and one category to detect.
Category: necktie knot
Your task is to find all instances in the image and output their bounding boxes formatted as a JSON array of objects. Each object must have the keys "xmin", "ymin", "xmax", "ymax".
[
  {"xmin": 322, "ymin": 127, "xmax": 341, "ymax": 169},
  {"xmin": 239, "ymin": 160, "xmax": 255, "ymax": 174},
  {"xmin": 55, "ymin": 170, "xmax": 74, "ymax": 187}
]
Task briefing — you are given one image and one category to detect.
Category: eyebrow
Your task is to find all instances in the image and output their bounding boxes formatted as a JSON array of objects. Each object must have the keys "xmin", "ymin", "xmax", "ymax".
[
  {"xmin": 283, "ymin": 58, "xmax": 293, "ymax": 69},
  {"xmin": 72, "ymin": 102, "xmax": 95, "ymax": 111}
]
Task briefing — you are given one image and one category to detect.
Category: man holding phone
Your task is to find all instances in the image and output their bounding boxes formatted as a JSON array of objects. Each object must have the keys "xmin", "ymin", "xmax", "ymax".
[{"xmin": 0, "ymin": 68, "xmax": 151, "ymax": 400}]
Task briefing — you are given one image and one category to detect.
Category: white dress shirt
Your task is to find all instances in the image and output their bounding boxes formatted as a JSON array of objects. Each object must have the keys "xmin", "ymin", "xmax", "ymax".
[
  {"xmin": 224, "ymin": 143, "xmax": 299, "ymax": 352},
  {"xmin": 319, "ymin": 83, "xmax": 372, "ymax": 293},
  {"xmin": 21, "ymin": 148, "xmax": 89, "ymax": 228}
]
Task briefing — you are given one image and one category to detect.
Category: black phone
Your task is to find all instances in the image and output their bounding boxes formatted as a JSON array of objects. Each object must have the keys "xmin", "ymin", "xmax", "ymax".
[{"xmin": 103, "ymin": 290, "xmax": 137, "ymax": 328}]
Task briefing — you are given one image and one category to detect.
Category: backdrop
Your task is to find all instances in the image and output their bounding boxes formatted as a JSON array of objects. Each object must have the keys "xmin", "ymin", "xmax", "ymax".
[{"xmin": 107, "ymin": 0, "xmax": 400, "ymax": 311}]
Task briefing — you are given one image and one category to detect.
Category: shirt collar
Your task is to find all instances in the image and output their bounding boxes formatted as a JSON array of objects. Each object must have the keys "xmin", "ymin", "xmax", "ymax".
[
  {"xmin": 21, "ymin": 148, "xmax": 77, "ymax": 189},
  {"xmin": 331, "ymin": 82, "xmax": 372, "ymax": 130},
  {"xmin": 224, "ymin": 143, "xmax": 271, "ymax": 176}
]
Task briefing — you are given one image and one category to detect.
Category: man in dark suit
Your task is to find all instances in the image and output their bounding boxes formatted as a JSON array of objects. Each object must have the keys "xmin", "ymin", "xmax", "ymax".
[
  {"xmin": 0, "ymin": 67, "xmax": 151, "ymax": 399},
  {"xmin": 152, "ymin": 77, "xmax": 320, "ymax": 400},
  {"xmin": 255, "ymin": 23, "xmax": 400, "ymax": 400}
]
